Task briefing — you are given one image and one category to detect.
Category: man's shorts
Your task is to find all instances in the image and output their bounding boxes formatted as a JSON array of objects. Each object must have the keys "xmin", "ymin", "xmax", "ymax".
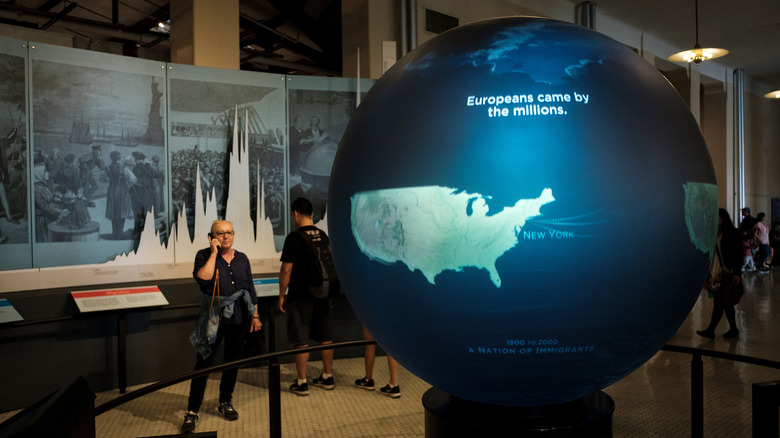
[{"xmin": 286, "ymin": 296, "xmax": 331, "ymax": 346}]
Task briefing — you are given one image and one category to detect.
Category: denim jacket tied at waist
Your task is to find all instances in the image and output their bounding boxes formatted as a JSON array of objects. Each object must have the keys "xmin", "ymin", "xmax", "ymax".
[{"xmin": 189, "ymin": 288, "xmax": 254, "ymax": 359}]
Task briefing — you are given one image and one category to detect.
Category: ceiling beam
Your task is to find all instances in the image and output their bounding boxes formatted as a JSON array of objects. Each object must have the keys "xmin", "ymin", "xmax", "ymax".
[
  {"xmin": 263, "ymin": 0, "xmax": 339, "ymax": 56},
  {"xmin": 126, "ymin": 4, "xmax": 169, "ymax": 33},
  {"xmin": 0, "ymin": 2, "xmax": 167, "ymax": 37},
  {"xmin": 40, "ymin": 2, "xmax": 79, "ymax": 30},
  {"xmin": 240, "ymin": 48, "xmax": 338, "ymax": 76},
  {"xmin": 239, "ymin": 13, "xmax": 326, "ymax": 65},
  {"xmin": 37, "ymin": 0, "xmax": 64, "ymax": 12}
]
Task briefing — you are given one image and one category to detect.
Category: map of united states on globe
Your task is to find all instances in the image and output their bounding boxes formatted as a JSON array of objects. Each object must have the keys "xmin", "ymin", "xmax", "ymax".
[{"xmin": 350, "ymin": 187, "xmax": 555, "ymax": 287}]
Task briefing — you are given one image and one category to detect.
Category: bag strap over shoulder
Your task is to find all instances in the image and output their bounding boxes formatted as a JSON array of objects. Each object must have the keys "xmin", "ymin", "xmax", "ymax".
[{"xmin": 296, "ymin": 227, "xmax": 324, "ymax": 241}]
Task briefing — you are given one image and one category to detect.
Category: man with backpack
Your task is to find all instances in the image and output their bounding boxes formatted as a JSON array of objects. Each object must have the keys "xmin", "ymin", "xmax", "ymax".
[{"xmin": 279, "ymin": 197, "xmax": 338, "ymax": 395}]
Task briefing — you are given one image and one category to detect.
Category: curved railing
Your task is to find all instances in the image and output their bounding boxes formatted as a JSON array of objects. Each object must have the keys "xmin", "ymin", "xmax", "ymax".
[
  {"xmin": 91, "ymin": 341, "xmax": 780, "ymax": 438},
  {"xmin": 95, "ymin": 339, "xmax": 376, "ymax": 437},
  {"xmin": 5, "ymin": 306, "xmax": 780, "ymax": 438},
  {"xmin": 660, "ymin": 344, "xmax": 780, "ymax": 438}
]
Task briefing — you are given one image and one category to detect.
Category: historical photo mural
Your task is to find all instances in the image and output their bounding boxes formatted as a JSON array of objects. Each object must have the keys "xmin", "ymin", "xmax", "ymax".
[
  {"xmin": 0, "ymin": 45, "xmax": 30, "ymax": 271},
  {"xmin": 287, "ymin": 77, "xmax": 370, "ymax": 227},
  {"xmin": 30, "ymin": 46, "xmax": 166, "ymax": 267},
  {"xmin": 167, "ymin": 66, "xmax": 285, "ymax": 246},
  {"xmin": 0, "ymin": 35, "xmax": 375, "ymax": 288}
]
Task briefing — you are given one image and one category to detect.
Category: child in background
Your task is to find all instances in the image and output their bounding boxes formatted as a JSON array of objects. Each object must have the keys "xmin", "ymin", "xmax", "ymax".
[{"xmin": 742, "ymin": 236, "xmax": 756, "ymax": 272}]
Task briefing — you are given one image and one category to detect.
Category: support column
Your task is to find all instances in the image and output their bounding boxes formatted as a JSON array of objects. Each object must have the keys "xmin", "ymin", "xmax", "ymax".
[
  {"xmin": 170, "ymin": 0, "xmax": 239, "ymax": 70},
  {"xmin": 342, "ymin": 0, "xmax": 402, "ymax": 79},
  {"xmin": 690, "ymin": 66, "xmax": 702, "ymax": 125}
]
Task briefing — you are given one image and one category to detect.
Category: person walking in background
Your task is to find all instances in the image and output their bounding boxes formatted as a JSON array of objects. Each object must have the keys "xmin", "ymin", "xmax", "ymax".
[
  {"xmin": 770, "ymin": 222, "xmax": 780, "ymax": 266},
  {"xmin": 354, "ymin": 326, "xmax": 401, "ymax": 398},
  {"xmin": 755, "ymin": 212, "xmax": 771, "ymax": 272},
  {"xmin": 697, "ymin": 209, "xmax": 743, "ymax": 340},
  {"xmin": 740, "ymin": 207, "xmax": 755, "ymax": 234},
  {"xmin": 742, "ymin": 234, "xmax": 756, "ymax": 273}
]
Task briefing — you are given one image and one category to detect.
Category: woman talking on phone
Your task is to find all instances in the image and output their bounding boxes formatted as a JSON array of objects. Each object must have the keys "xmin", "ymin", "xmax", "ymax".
[{"xmin": 181, "ymin": 220, "xmax": 262, "ymax": 433}]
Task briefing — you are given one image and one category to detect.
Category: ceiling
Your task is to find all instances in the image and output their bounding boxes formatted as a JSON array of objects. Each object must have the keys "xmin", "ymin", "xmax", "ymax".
[
  {"xmin": 0, "ymin": 0, "xmax": 779, "ymax": 89},
  {"xmin": 590, "ymin": 0, "xmax": 780, "ymax": 88},
  {"xmin": 0, "ymin": 0, "xmax": 343, "ymax": 75}
]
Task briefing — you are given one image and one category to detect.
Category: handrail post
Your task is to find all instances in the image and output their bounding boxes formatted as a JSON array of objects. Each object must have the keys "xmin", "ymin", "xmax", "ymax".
[
  {"xmin": 117, "ymin": 311, "xmax": 127, "ymax": 394},
  {"xmin": 269, "ymin": 358, "xmax": 282, "ymax": 438},
  {"xmin": 691, "ymin": 351, "xmax": 703, "ymax": 438},
  {"xmin": 752, "ymin": 381, "xmax": 780, "ymax": 438}
]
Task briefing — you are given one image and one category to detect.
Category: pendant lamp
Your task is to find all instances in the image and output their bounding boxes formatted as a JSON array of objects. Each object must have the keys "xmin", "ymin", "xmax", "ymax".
[{"xmin": 668, "ymin": 0, "xmax": 728, "ymax": 64}]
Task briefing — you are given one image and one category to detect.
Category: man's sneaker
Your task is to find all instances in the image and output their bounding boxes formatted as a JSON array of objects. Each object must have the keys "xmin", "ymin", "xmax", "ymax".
[
  {"xmin": 181, "ymin": 411, "xmax": 198, "ymax": 432},
  {"xmin": 354, "ymin": 377, "xmax": 375, "ymax": 390},
  {"xmin": 290, "ymin": 381, "xmax": 310, "ymax": 396},
  {"xmin": 218, "ymin": 402, "xmax": 238, "ymax": 421},
  {"xmin": 380, "ymin": 384, "xmax": 401, "ymax": 398},
  {"xmin": 312, "ymin": 374, "xmax": 335, "ymax": 390}
]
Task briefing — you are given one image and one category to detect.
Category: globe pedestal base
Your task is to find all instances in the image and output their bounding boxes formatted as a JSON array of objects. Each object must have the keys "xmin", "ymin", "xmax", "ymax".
[{"xmin": 423, "ymin": 387, "xmax": 614, "ymax": 437}]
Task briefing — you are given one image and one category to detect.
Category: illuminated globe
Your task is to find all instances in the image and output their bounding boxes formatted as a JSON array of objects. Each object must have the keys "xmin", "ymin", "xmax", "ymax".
[{"xmin": 328, "ymin": 17, "xmax": 717, "ymax": 406}]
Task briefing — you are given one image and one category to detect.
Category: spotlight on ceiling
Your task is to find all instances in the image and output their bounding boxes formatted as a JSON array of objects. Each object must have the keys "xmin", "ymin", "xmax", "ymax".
[
  {"xmin": 152, "ymin": 20, "xmax": 170, "ymax": 34},
  {"xmin": 668, "ymin": 0, "xmax": 728, "ymax": 65}
]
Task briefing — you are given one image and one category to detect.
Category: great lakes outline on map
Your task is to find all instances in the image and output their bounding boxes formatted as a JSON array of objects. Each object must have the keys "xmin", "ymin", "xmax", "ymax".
[{"xmin": 350, "ymin": 186, "xmax": 555, "ymax": 287}]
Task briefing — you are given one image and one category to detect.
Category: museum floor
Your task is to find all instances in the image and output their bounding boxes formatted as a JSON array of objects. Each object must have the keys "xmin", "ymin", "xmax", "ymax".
[{"xmin": 3, "ymin": 267, "xmax": 780, "ymax": 437}]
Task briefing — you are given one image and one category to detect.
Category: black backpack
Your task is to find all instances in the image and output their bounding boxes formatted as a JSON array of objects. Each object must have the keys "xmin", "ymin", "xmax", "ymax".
[{"xmin": 296, "ymin": 228, "xmax": 339, "ymax": 298}]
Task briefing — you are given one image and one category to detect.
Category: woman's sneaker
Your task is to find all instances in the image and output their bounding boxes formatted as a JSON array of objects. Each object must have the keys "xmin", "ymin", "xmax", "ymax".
[
  {"xmin": 379, "ymin": 384, "xmax": 401, "ymax": 398},
  {"xmin": 181, "ymin": 411, "xmax": 198, "ymax": 432},
  {"xmin": 354, "ymin": 377, "xmax": 375, "ymax": 390},
  {"xmin": 218, "ymin": 402, "xmax": 238, "ymax": 420}
]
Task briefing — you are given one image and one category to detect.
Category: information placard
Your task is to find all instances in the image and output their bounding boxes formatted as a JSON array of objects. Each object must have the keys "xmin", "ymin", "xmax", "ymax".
[
  {"xmin": 71, "ymin": 286, "xmax": 169, "ymax": 313},
  {"xmin": 0, "ymin": 299, "xmax": 23, "ymax": 323},
  {"xmin": 253, "ymin": 278, "xmax": 279, "ymax": 298}
]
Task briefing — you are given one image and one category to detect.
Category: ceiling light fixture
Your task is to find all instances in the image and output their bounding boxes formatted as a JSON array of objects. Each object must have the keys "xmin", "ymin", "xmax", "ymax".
[
  {"xmin": 667, "ymin": 0, "xmax": 728, "ymax": 65},
  {"xmin": 764, "ymin": 90, "xmax": 780, "ymax": 100},
  {"xmin": 152, "ymin": 20, "xmax": 170, "ymax": 34}
]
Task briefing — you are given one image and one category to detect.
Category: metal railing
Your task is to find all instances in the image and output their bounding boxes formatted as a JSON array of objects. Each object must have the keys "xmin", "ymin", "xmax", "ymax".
[
  {"xmin": 90, "ymin": 341, "xmax": 780, "ymax": 438},
  {"xmin": 6, "ymin": 306, "xmax": 780, "ymax": 437},
  {"xmin": 94, "ymin": 339, "xmax": 376, "ymax": 438},
  {"xmin": 660, "ymin": 344, "xmax": 780, "ymax": 438}
]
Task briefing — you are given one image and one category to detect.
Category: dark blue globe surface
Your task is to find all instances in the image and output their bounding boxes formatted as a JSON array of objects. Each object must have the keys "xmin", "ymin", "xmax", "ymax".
[{"xmin": 328, "ymin": 17, "xmax": 718, "ymax": 406}]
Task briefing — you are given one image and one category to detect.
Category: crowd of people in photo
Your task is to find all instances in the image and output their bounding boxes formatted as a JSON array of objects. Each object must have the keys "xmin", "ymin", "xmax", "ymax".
[
  {"xmin": 170, "ymin": 144, "xmax": 286, "ymax": 235},
  {"xmin": 4, "ymin": 114, "xmax": 309, "ymax": 244},
  {"xmin": 249, "ymin": 161, "xmax": 285, "ymax": 232},
  {"xmin": 32, "ymin": 144, "xmax": 165, "ymax": 242},
  {"xmin": 170, "ymin": 146, "xmax": 227, "ymax": 219}
]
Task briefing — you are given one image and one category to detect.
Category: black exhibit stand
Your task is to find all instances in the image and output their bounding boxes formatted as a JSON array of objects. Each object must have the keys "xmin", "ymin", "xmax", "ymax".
[
  {"xmin": 423, "ymin": 387, "xmax": 614, "ymax": 437},
  {"xmin": 0, "ymin": 376, "xmax": 96, "ymax": 438}
]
